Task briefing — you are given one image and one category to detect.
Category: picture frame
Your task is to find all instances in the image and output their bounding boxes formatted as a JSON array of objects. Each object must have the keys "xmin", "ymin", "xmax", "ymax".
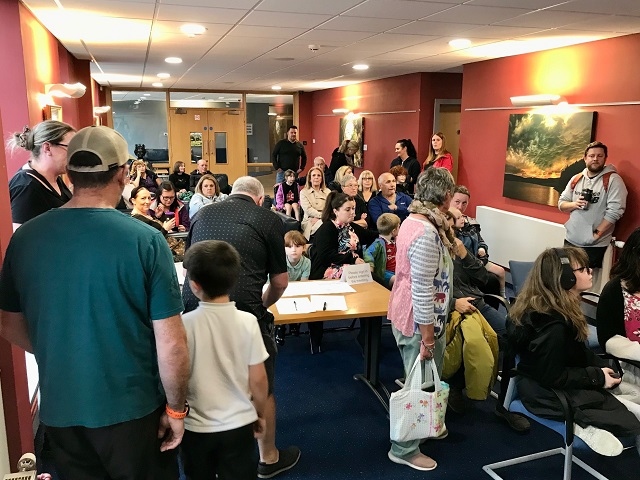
[
  {"xmin": 339, "ymin": 116, "xmax": 365, "ymax": 168},
  {"xmin": 43, "ymin": 105, "xmax": 63, "ymax": 121}
]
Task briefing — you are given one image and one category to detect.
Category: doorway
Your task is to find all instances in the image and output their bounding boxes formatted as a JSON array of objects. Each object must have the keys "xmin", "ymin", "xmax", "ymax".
[{"xmin": 434, "ymin": 100, "xmax": 461, "ymax": 180}]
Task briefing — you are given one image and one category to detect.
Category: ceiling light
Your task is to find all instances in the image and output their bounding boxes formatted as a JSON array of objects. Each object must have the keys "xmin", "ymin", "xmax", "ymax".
[
  {"xmin": 352, "ymin": 64, "xmax": 369, "ymax": 71},
  {"xmin": 93, "ymin": 106, "xmax": 111, "ymax": 114},
  {"xmin": 143, "ymin": 93, "xmax": 150, "ymax": 96},
  {"xmin": 218, "ymin": 96, "xmax": 225, "ymax": 99},
  {"xmin": 510, "ymin": 94, "xmax": 567, "ymax": 107},
  {"xmin": 152, "ymin": 82, "xmax": 163, "ymax": 87},
  {"xmin": 157, "ymin": 73, "xmax": 171, "ymax": 78},
  {"xmin": 180, "ymin": 24, "xmax": 206, "ymax": 37},
  {"xmin": 449, "ymin": 38, "xmax": 472, "ymax": 48},
  {"xmin": 272, "ymin": 85, "xmax": 282, "ymax": 90},
  {"xmin": 268, "ymin": 112, "xmax": 277, "ymax": 116},
  {"xmin": 165, "ymin": 57, "xmax": 182, "ymax": 64},
  {"xmin": 332, "ymin": 108, "xmax": 350, "ymax": 115}
]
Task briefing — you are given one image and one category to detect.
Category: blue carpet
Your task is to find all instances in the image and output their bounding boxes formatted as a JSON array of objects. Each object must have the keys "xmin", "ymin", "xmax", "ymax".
[{"xmin": 273, "ymin": 325, "xmax": 640, "ymax": 480}]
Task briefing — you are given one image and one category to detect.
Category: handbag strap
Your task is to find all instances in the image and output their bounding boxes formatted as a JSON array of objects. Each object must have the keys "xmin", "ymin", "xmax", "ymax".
[{"xmin": 403, "ymin": 356, "xmax": 444, "ymax": 392}]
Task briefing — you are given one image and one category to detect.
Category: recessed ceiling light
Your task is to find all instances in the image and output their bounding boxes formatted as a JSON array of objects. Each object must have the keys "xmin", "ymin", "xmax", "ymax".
[
  {"xmin": 152, "ymin": 82, "xmax": 163, "ymax": 87},
  {"xmin": 272, "ymin": 85, "xmax": 282, "ymax": 90},
  {"xmin": 352, "ymin": 64, "xmax": 369, "ymax": 71},
  {"xmin": 165, "ymin": 57, "xmax": 182, "ymax": 64},
  {"xmin": 268, "ymin": 112, "xmax": 277, "ymax": 116},
  {"xmin": 218, "ymin": 96, "xmax": 225, "ymax": 99},
  {"xmin": 180, "ymin": 24, "xmax": 206, "ymax": 37},
  {"xmin": 143, "ymin": 93, "xmax": 150, "ymax": 96},
  {"xmin": 157, "ymin": 73, "xmax": 171, "ymax": 78},
  {"xmin": 449, "ymin": 38, "xmax": 472, "ymax": 48}
]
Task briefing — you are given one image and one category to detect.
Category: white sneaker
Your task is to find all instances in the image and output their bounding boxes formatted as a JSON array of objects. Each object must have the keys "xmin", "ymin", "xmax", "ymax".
[{"xmin": 574, "ymin": 425, "xmax": 623, "ymax": 456}]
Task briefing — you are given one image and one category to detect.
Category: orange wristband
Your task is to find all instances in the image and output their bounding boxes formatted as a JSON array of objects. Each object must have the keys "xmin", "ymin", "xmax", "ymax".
[{"xmin": 166, "ymin": 402, "xmax": 189, "ymax": 419}]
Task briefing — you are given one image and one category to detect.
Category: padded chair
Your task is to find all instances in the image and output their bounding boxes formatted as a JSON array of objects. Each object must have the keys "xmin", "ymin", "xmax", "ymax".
[
  {"xmin": 508, "ymin": 260, "xmax": 534, "ymax": 298},
  {"xmin": 483, "ymin": 363, "xmax": 636, "ymax": 480}
]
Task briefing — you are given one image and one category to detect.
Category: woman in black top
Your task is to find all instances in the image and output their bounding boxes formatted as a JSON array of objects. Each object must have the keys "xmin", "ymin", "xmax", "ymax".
[
  {"xmin": 308, "ymin": 192, "xmax": 377, "ymax": 353},
  {"xmin": 329, "ymin": 139, "xmax": 358, "ymax": 178},
  {"xmin": 7, "ymin": 121, "xmax": 76, "ymax": 229},
  {"xmin": 168, "ymin": 161, "xmax": 190, "ymax": 195},
  {"xmin": 509, "ymin": 247, "xmax": 640, "ymax": 455},
  {"xmin": 390, "ymin": 138, "xmax": 421, "ymax": 194}
]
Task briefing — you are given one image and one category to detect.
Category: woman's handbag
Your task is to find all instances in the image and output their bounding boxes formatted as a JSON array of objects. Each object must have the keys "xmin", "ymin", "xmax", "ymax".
[{"xmin": 389, "ymin": 356, "xmax": 449, "ymax": 442}]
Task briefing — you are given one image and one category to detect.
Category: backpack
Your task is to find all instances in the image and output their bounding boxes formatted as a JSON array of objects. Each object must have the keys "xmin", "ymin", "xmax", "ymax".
[{"xmin": 569, "ymin": 171, "xmax": 613, "ymax": 192}]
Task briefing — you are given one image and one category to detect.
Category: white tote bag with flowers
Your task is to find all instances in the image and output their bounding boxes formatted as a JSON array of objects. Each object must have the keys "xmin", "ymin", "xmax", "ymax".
[{"xmin": 389, "ymin": 356, "xmax": 449, "ymax": 442}]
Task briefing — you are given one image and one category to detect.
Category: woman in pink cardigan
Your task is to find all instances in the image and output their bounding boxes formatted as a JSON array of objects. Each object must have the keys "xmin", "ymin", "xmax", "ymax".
[
  {"xmin": 387, "ymin": 167, "xmax": 457, "ymax": 472},
  {"xmin": 423, "ymin": 132, "xmax": 453, "ymax": 172}
]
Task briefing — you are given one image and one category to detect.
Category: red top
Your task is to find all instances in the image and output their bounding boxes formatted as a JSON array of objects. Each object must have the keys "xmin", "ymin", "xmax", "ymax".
[
  {"xmin": 622, "ymin": 290, "xmax": 640, "ymax": 342},
  {"xmin": 385, "ymin": 238, "xmax": 397, "ymax": 273}
]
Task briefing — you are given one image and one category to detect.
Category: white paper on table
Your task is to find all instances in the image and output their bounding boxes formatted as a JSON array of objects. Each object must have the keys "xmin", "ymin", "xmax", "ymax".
[
  {"xmin": 275, "ymin": 297, "xmax": 314, "ymax": 315},
  {"xmin": 279, "ymin": 280, "xmax": 356, "ymax": 297},
  {"xmin": 310, "ymin": 295, "xmax": 348, "ymax": 312},
  {"xmin": 174, "ymin": 262, "xmax": 185, "ymax": 286}
]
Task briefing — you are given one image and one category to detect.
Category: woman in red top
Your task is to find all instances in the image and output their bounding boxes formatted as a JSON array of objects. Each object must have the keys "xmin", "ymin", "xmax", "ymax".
[{"xmin": 423, "ymin": 132, "xmax": 453, "ymax": 172}]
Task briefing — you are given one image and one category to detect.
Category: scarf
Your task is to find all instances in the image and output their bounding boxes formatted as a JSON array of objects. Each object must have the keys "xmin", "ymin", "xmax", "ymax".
[{"xmin": 408, "ymin": 199, "xmax": 456, "ymax": 256}]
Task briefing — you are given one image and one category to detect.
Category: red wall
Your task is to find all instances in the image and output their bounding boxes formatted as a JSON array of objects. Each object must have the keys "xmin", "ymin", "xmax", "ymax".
[
  {"xmin": 458, "ymin": 33, "xmax": 640, "ymax": 242},
  {"xmin": 301, "ymin": 73, "xmax": 463, "ymax": 179}
]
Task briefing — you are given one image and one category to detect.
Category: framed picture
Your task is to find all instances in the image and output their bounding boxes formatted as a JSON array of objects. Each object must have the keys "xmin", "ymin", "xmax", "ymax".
[
  {"xmin": 503, "ymin": 111, "xmax": 596, "ymax": 206},
  {"xmin": 43, "ymin": 105, "xmax": 62, "ymax": 121},
  {"xmin": 339, "ymin": 116, "xmax": 365, "ymax": 168}
]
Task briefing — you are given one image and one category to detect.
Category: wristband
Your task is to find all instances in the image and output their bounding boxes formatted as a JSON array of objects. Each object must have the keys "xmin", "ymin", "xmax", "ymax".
[{"xmin": 166, "ymin": 402, "xmax": 190, "ymax": 419}]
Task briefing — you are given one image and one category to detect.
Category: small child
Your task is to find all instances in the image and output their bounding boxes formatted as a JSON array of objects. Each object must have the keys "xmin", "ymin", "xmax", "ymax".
[
  {"xmin": 364, "ymin": 213, "xmax": 400, "ymax": 289},
  {"xmin": 181, "ymin": 240, "xmax": 269, "ymax": 480},
  {"xmin": 276, "ymin": 169, "xmax": 301, "ymax": 221},
  {"xmin": 275, "ymin": 231, "xmax": 311, "ymax": 345},
  {"xmin": 390, "ymin": 165, "xmax": 410, "ymax": 195}
]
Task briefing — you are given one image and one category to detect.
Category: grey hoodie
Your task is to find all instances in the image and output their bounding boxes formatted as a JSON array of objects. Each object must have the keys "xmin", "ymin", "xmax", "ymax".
[{"xmin": 558, "ymin": 164, "xmax": 627, "ymax": 247}]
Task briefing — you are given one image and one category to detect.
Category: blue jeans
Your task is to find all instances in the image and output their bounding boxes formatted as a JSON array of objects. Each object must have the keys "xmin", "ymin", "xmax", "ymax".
[
  {"xmin": 275, "ymin": 169, "xmax": 285, "ymax": 184},
  {"xmin": 479, "ymin": 302, "xmax": 506, "ymax": 337}
]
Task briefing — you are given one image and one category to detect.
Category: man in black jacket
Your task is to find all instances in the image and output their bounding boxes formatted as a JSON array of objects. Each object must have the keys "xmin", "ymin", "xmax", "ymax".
[
  {"xmin": 189, "ymin": 159, "xmax": 212, "ymax": 192},
  {"xmin": 272, "ymin": 126, "xmax": 307, "ymax": 184}
]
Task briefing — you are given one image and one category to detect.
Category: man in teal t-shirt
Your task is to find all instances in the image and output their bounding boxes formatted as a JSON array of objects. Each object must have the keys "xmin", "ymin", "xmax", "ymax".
[{"xmin": 0, "ymin": 126, "xmax": 189, "ymax": 480}]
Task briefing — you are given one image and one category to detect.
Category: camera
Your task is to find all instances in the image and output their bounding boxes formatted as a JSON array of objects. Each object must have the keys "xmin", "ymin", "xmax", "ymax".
[{"xmin": 580, "ymin": 188, "xmax": 593, "ymax": 210}]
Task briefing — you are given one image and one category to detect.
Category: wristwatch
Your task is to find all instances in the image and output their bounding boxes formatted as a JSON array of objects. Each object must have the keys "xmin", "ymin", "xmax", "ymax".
[
  {"xmin": 166, "ymin": 401, "xmax": 190, "ymax": 419},
  {"xmin": 593, "ymin": 229, "xmax": 601, "ymax": 236}
]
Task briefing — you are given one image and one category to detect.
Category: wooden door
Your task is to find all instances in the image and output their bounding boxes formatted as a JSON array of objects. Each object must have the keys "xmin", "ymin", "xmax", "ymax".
[
  {"xmin": 206, "ymin": 110, "xmax": 246, "ymax": 183},
  {"xmin": 169, "ymin": 108, "xmax": 210, "ymax": 172}
]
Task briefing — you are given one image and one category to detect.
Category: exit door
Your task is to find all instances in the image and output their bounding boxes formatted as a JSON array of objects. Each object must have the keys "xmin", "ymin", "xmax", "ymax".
[{"xmin": 169, "ymin": 108, "xmax": 247, "ymax": 183}]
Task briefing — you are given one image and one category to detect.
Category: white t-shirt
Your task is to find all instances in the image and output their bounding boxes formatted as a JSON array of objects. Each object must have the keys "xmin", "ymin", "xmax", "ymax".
[{"xmin": 182, "ymin": 301, "xmax": 269, "ymax": 433}]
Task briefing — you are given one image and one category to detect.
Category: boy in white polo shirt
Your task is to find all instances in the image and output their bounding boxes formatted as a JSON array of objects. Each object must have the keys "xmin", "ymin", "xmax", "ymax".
[{"xmin": 181, "ymin": 240, "xmax": 269, "ymax": 480}]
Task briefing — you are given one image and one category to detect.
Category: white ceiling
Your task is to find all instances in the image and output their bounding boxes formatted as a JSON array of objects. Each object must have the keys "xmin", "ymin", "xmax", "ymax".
[{"xmin": 23, "ymin": 0, "xmax": 640, "ymax": 92}]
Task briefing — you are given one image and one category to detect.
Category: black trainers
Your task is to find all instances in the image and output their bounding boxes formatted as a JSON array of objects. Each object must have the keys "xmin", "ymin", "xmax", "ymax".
[
  {"xmin": 495, "ymin": 405, "xmax": 530, "ymax": 433},
  {"xmin": 310, "ymin": 337, "xmax": 322, "ymax": 354},
  {"xmin": 275, "ymin": 325, "xmax": 286, "ymax": 346},
  {"xmin": 257, "ymin": 446, "xmax": 301, "ymax": 478},
  {"xmin": 447, "ymin": 387, "xmax": 466, "ymax": 414}
]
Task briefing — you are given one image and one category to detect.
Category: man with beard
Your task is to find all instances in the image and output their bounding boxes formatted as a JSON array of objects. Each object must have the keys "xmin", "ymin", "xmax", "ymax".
[{"xmin": 558, "ymin": 141, "xmax": 627, "ymax": 268}]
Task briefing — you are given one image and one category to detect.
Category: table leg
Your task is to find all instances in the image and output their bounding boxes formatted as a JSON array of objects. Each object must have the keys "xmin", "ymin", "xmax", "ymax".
[{"xmin": 354, "ymin": 316, "xmax": 390, "ymax": 412}]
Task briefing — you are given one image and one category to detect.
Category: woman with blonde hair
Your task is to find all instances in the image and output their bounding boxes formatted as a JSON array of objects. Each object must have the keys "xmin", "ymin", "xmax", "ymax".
[
  {"xmin": 357, "ymin": 170, "xmax": 378, "ymax": 204},
  {"xmin": 189, "ymin": 174, "xmax": 228, "ymax": 219},
  {"xmin": 330, "ymin": 139, "xmax": 359, "ymax": 177},
  {"xmin": 129, "ymin": 159, "xmax": 161, "ymax": 197},
  {"xmin": 7, "ymin": 120, "xmax": 76, "ymax": 230},
  {"xmin": 423, "ymin": 132, "xmax": 453, "ymax": 172},
  {"xmin": 300, "ymin": 166, "xmax": 331, "ymax": 240},
  {"xmin": 328, "ymin": 165, "xmax": 353, "ymax": 192},
  {"xmin": 509, "ymin": 247, "xmax": 640, "ymax": 456}
]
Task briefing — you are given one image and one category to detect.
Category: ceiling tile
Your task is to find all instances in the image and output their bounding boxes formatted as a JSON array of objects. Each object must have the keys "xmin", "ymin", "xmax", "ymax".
[
  {"xmin": 497, "ymin": 10, "xmax": 604, "ymax": 28},
  {"xmin": 422, "ymin": 5, "xmax": 532, "ymax": 24},
  {"xmin": 152, "ymin": 20, "xmax": 234, "ymax": 38},
  {"xmin": 291, "ymin": 30, "xmax": 376, "ymax": 46},
  {"xmin": 54, "ymin": 0, "xmax": 155, "ymax": 19},
  {"xmin": 320, "ymin": 16, "xmax": 410, "ymax": 33},
  {"xmin": 256, "ymin": 0, "xmax": 362, "ymax": 15},
  {"xmin": 560, "ymin": 15, "xmax": 640, "ymax": 33},
  {"xmin": 466, "ymin": 0, "xmax": 566, "ymax": 8},
  {"xmin": 156, "ymin": 5, "xmax": 247, "ymax": 24},
  {"xmin": 226, "ymin": 25, "xmax": 307, "ymax": 39},
  {"xmin": 387, "ymin": 20, "xmax": 477, "ymax": 36},
  {"xmin": 549, "ymin": 0, "xmax": 640, "ymax": 16},
  {"xmin": 342, "ymin": 0, "xmax": 454, "ymax": 21},
  {"xmin": 162, "ymin": 0, "xmax": 257, "ymax": 7},
  {"xmin": 241, "ymin": 11, "xmax": 332, "ymax": 28},
  {"xmin": 462, "ymin": 24, "xmax": 549, "ymax": 39},
  {"xmin": 350, "ymin": 33, "xmax": 439, "ymax": 50}
]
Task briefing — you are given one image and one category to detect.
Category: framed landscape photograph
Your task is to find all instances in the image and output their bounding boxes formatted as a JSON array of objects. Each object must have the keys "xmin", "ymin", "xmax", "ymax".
[
  {"xmin": 339, "ymin": 116, "xmax": 365, "ymax": 168},
  {"xmin": 503, "ymin": 111, "xmax": 596, "ymax": 206}
]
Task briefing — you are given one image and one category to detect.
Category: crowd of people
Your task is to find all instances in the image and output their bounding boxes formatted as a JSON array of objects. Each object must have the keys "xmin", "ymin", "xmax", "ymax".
[{"xmin": 1, "ymin": 121, "xmax": 638, "ymax": 479}]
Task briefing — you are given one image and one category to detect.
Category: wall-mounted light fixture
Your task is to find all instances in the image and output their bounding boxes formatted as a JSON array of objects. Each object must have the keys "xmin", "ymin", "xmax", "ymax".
[
  {"xmin": 45, "ymin": 82, "xmax": 87, "ymax": 99},
  {"xmin": 93, "ymin": 106, "xmax": 111, "ymax": 115},
  {"xmin": 332, "ymin": 108, "xmax": 350, "ymax": 115},
  {"xmin": 510, "ymin": 94, "xmax": 567, "ymax": 107}
]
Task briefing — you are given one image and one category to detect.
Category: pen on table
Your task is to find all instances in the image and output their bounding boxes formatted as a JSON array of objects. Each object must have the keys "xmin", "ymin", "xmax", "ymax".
[
  {"xmin": 323, "ymin": 302, "xmax": 327, "ymax": 311},
  {"xmin": 294, "ymin": 300, "xmax": 297, "ymax": 311}
]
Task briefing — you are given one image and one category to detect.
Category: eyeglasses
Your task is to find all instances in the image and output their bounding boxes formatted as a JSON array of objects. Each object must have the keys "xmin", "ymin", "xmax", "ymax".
[
  {"xmin": 52, "ymin": 143, "xmax": 68, "ymax": 148},
  {"xmin": 572, "ymin": 266, "xmax": 592, "ymax": 274},
  {"xmin": 160, "ymin": 196, "xmax": 175, "ymax": 201}
]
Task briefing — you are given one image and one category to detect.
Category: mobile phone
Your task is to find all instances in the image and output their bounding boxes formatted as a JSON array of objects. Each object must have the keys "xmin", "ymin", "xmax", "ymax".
[
  {"xmin": 609, "ymin": 372, "xmax": 621, "ymax": 379},
  {"xmin": 165, "ymin": 211, "xmax": 175, "ymax": 218}
]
